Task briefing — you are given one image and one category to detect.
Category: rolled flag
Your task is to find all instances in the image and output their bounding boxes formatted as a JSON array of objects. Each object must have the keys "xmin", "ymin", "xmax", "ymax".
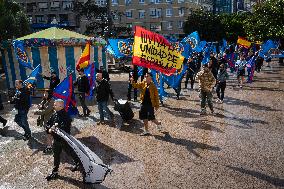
[
  {"xmin": 76, "ymin": 42, "xmax": 91, "ymax": 71},
  {"xmin": 12, "ymin": 40, "xmax": 33, "ymax": 70}
]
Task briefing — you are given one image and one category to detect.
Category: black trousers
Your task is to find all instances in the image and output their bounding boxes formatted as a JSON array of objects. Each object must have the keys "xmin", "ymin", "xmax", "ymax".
[
  {"xmin": 185, "ymin": 72, "xmax": 195, "ymax": 89},
  {"xmin": 127, "ymin": 82, "xmax": 137, "ymax": 101},
  {"xmin": 0, "ymin": 115, "xmax": 7, "ymax": 124},
  {"xmin": 78, "ymin": 93, "xmax": 90, "ymax": 115},
  {"xmin": 52, "ymin": 140, "xmax": 79, "ymax": 172},
  {"xmin": 216, "ymin": 82, "xmax": 226, "ymax": 101}
]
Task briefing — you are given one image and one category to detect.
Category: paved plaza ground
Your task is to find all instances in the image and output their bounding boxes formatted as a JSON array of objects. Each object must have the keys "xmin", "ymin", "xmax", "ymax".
[{"xmin": 0, "ymin": 60, "xmax": 283, "ymax": 189}]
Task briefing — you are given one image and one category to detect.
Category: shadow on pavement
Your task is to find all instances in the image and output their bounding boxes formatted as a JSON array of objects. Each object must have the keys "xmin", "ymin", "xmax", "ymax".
[
  {"xmin": 154, "ymin": 133, "xmax": 221, "ymax": 158},
  {"xmin": 77, "ymin": 136, "xmax": 135, "ymax": 165},
  {"xmin": 186, "ymin": 120, "xmax": 224, "ymax": 133},
  {"xmin": 227, "ymin": 165, "xmax": 284, "ymax": 187},
  {"xmin": 225, "ymin": 96, "xmax": 280, "ymax": 112},
  {"xmin": 163, "ymin": 106, "xmax": 201, "ymax": 119},
  {"xmin": 120, "ymin": 118, "xmax": 144, "ymax": 134},
  {"xmin": 57, "ymin": 175, "xmax": 111, "ymax": 189}
]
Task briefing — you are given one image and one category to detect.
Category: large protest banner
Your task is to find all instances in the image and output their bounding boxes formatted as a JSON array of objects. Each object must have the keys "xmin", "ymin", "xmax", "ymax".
[{"xmin": 133, "ymin": 26, "xmax": 184, "ymax": 75}]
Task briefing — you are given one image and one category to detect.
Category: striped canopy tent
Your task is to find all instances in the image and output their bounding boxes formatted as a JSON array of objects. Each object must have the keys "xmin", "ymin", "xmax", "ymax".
[{"xmin": 1, "ymin": 27, "xmax": 107, "ymax": 89}]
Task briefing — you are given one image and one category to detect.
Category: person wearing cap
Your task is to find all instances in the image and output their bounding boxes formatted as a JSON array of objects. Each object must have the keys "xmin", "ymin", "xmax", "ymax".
[
  {"xmin": 195, "ymin": 64, "xmax": 216, "ymax": 115},
  {"xmin": 130, "ymin": 72, "xmax": 163, "ymax": 136},
  {"xmin": 45, "ymin": 99, "xmax": 80, "ymax": 181},
  {"xmin": 42, "ymin": 71, "xmax": 60, "ymax": 98},
  {"xmin": 74, "ymin": 68, "xmax": 91, "ymax": 117}
]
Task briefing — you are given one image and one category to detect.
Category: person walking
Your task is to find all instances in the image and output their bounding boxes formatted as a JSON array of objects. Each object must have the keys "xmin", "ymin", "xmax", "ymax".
[
  {"xmin": 236, "ymin": 55, "xmax": 247, "ymax": 88},
  {"xmin": 184, "ymin": 57, "xmax": 197, "ymax": 89},
  {"xmin": 131, "ymin": 72, "xmax": 163, "ymax": 136},
  {"xmin": 74, "ymin": 68, "xmax": 91, "ymax": 117},
  {"xmin": 45, "ymin": 99, "xmax": 80, "ymax": 181},
  {"xmin": 195, "ymin": 64, "xmax": 216, "ymax": 115},
  {"xmin": 42, "ymin": 71, "xmax": 60, "ymax": 98},
  {"xmin": 34, "ymin": 91, "xmax": 54, "ymax": 153},
  {"xmin": 127, "ymin": 65, "xmax": 138, "ymax": 101},
  {"xmin": 95, "ymin": 73, "xmax": 114, "ymax": 125},
  {"xmin": 10, "ymin": 80, "xmax": 32, "ymax": 140},
  {"xmin": 216, "ymin": 64, "xmax": 229, "ymax": 103}
]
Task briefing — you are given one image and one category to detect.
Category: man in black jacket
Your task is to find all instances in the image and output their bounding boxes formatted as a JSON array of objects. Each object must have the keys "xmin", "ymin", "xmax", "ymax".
[
  {"xmin": 95, "ymin": 73, "xmax": 114, "ymax": 124},
  {"xmin": 42, "ymin": 71, "xmax": 60, "ymax": 98},
  {"xmin": 74, "ymin": 68, "xmax": 91, "ymax": 116},
  {"xmin": 127, "ymin": 65, "xmax": 138, "ymax": 101},
  {"xmin": 45, "ymin": 99, "xmax": 80, "ymax": 181},
  {"xmin": 10, "ymin": 80, "xmax": 32, "ymax": 140}
]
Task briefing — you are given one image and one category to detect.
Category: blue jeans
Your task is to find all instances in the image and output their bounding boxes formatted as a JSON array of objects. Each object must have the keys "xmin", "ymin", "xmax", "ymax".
[
  {"xmin": 14, "ymin": 109, "xmax": 31, "ymax": 136},
  {"xmin": 97, "ymin": 101, "xmax": 113, "ymax": 121}
]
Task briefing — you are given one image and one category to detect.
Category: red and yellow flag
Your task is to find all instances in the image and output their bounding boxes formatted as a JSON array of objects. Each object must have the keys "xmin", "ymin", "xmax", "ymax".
[
  {"xmin": 76, "ymin": 42, "xmax": 90, "ymax": 71},
  {"xmin": 133, "ymin": 26, "xmax": 184, "ymax": 75},
  {"xmin": 237, "ymin": 36, "xmax": 251, "ymax": 48}
]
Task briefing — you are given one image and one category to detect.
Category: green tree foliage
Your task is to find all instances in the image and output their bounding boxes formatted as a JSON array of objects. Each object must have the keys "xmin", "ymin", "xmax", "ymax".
[
  {"xmin": 74, "ymin": 0, "xmax": 131, "ymax": 38},
  {"xmin": 244, "ymin": 0, "xmax": 284, "ymax": 41},
  {"xmin": 183, "ymin": 10, "xmax": 225, "ymax": 41},
  {"xmin": 0, "ymin": 0, "xmax": 30, "ymax": 41}
]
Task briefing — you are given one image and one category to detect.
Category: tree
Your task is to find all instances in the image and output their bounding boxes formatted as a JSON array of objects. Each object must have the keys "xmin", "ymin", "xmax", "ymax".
[
  {"xmin": 220, "ymin": 13, "xmax": 248, "ymax": 43},
  {"xmin": 0, "ymin": 0, "xmax": 30, "ymax": 41},
  {"xmin": 243, "ymin": 0, "xmax": 284, "ymax": 41},
  {"xmin": 183, "ymin": 10, "xmax": 225, "ymax": 42},
  {"xmin": 74, "ymin": 0, "xmax": 130, "ymax": 38}
]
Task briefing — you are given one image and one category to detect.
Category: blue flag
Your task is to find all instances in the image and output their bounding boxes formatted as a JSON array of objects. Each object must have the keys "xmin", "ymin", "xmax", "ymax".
[
  {"xmin": 202, "ymin": 45, "xmax": 211, "ymax": 65},
  {"xmin": 220, "ymin": 39, "xmax": 227, "ymax": 54},
  {"xmin": 138, "ymin": 66, "xmax": 144, "ymax": 77},
  {"xmin": 150, "ymin": 69, "xmax": 168, "ymax": 99},
  {"xmin": 24, "ymin": 64, "xmax": 42, "ymax": 85},
  {"xmin": 12, "ymin": 40, "xmax": 33, "ymax": 70},
  {"xmin": 84, "ymin": 63, "xmax": 96, "ymax": 100},
  {"xmin": 108, "ymin": 39, "xmax": 133, "ymax": 58},
  {"xmin": 196, "ymin": 41, "xmax": 207, "ymax": 53},
  {"xmin": 53, "ymin": 74, "xmax": 78, "ymax": 117},
  {"xmin": 162, "ymin": 64, "xmax": 188, "ymax": 89},
  {"xmin": 259, "ymin": 40, "xmax": 277, "ymax": 58},
  {"xmin": 181, "ymin": 31, "xmax": 200, "ymax": 51}
]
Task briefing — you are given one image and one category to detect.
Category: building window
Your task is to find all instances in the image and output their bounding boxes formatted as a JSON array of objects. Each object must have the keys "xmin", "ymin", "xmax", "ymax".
[
  {"xmin": 113, "ymin": 13, "xmax": 119, "ymax": 20},
  {"xmin": 156, "ymin": 8, "xmax": 162, "ymax": 18},
  {"xmin": 125, "ymin": 10, "xmax": 132, "ymax": 18},
  {"xmin": 155, "ymin": 0, "xmax": 162, "ymax": 4},
  {"xmin": 126, "ymin": 23, "xmax": 132, "ymax": 28},
  {"xmin": 112, "ymin": 0, "xmax": 118, "ymax": 5},
  {"xmin": 166, "ymin": 8, "xmax": 172, "ymax": 17},
  {"xmin": 167, "ymin": 21, "xmax": 173, "ymax": 30},
  {"xmin": 178, "ymin": 7, "xmax": 185, "ymax": 16},
  {"xmin": 139, "ymin": 0, "xmax": 145, "ymax": 3},
  {"xmin": 178, "ymin": 0, "xmax": 184, "ymax": 3},
  {"xmin": 125, "ymin": 0, "xmax": 132, "ymax": 5},
  {"xmin": 59, "ymin": 14, "xmax": 68, "ymax": 23},
  {"xmin": 50, "ymin": 1, "xmax": 60, "ymax": 11},
  {"xmin": 62, "ymin": 1, "xmax": 73, "ymax": 10},
  {"xmin": 28, "ymin": 15, "xmax": 33, "ymax": 23},
  {"xmin": 149, "ymin": 0, "xmax": 155, "ymax": 4},
  {"xmin": 95, "ymin": 0, "xmax": 106, "ymax": 6},
  {"xmin": 139, "ymin": 10, "xmax": 145, "ymax": 18},
  {"xmin": 35, "ymin": 15, "xmax": 45, "ymax": 23},
  {"xmin": 149, "ymin": 8, "xmax": 156, "ymax": 17},
  {"xmin": 166, "ymin": 0, "xmax": 172, "ymax": 3},
  {"xmin": 27, "ymin": 3, "xmax": 37, "ymax": 13},
  {"xmin": 150, "ymin": 24, "xmax": 161, "ymax": 31},
  {"xmin": 48, "ymin": 14, "xmax": 56, "ymax": 23},
  {"xmin": 178, "ymin": 21, "xmax": 184, "ymax": 29},
  {"xmin": 38, "ymin": 2, "xmax": 48, "ymax": 11}
]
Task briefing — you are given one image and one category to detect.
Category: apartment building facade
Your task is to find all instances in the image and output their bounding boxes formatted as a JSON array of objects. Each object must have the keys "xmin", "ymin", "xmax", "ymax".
[{"xmin": 15, "ymin": 0, "xmax": 80, "ymax": 31}]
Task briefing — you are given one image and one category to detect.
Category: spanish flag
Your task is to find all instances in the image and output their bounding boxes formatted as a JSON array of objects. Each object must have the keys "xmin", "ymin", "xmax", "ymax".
[
  {"xmin": 133, "ymin": 26, "xmax": 184, "ymax": 75},
  {"xmin": 237, "ymin": 37, "xmax": 251, "ymax": 48},
  {"xmin": 76, "ymin": 42, "xmax": 90, "ymax": 71}
]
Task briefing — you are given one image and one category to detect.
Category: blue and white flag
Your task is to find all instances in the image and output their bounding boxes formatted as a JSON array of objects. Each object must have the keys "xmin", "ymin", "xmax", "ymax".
[
  {"xmin": 108, "ymin": 39, "xmax": 133, "ymax": 58},
  {"xmin": 181, "ymin": 31, "xmax": 200, "ymax": 51},
  {"xmin": 24, "ymin": 64, "xmax": 42, "ymax": 85},
  {"xmin": 12, "ymin": 40, "xmax": 33, "ymax": 70}
]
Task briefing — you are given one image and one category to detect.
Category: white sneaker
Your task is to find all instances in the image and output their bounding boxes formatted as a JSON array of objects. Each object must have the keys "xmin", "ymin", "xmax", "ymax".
[
  {"xmin": 157, "ymin": 125, "xmax": 162, "ymax": 132},
  {"xmin": 216, "ymin": 99, "xmax": 220, "ymax": 103}
]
